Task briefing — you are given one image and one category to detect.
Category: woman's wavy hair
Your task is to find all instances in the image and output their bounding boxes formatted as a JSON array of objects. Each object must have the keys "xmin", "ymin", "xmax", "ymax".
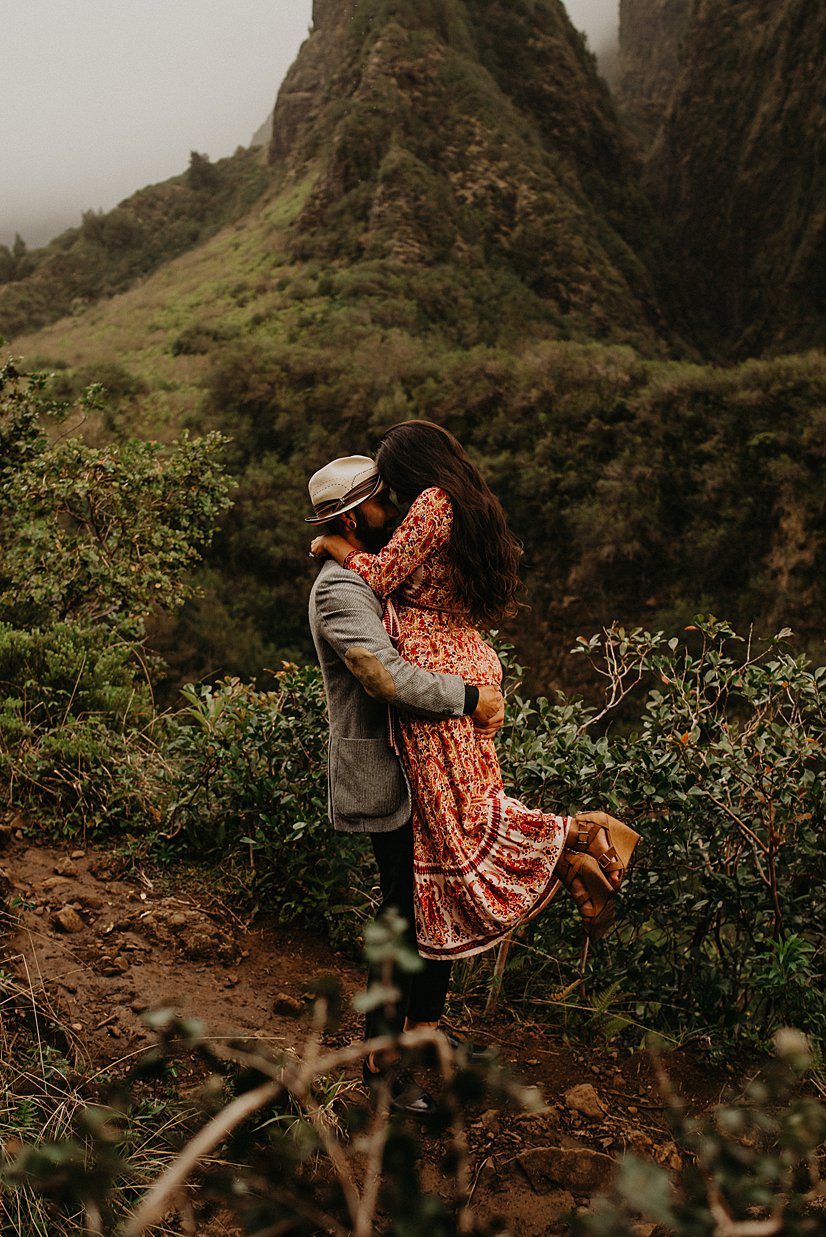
[{"xmin": 375, "ymin": 420, "xmax": 522, "ymax": 626}]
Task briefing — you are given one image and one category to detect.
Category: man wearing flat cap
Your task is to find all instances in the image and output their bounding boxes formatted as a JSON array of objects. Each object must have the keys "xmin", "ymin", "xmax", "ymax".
[{"xmin": 307, "ymin": 456, "xmax": 504, "ymax": 1118}]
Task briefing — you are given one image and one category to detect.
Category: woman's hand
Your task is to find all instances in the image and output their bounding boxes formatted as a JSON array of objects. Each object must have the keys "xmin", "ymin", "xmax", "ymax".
[
  {"xmin": 309, "ymin": 536, "xmax": 332, "ymax": 559},
  {"xmin": 310, "ymin": 533, "xmax": 354, "ymax": 566}
]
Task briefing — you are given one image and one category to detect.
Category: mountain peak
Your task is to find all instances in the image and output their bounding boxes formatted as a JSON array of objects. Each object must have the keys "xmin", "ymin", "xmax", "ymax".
[{"xmin": 266, "ymin": 0, "xmax": 667, "ymax": 350}]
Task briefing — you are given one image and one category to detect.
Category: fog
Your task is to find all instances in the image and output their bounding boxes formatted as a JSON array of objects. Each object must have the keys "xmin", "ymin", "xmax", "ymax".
[
  {"xmin": 1, "ymin": 1, "xmax": 619, "ymax": 252},
  {"xmin": 1, "ymin": 0, "xmax": 315, "ymax": 249},
  {"xmin": 565, "ymin": 0, "xmax": 620, "ymax": 57}
]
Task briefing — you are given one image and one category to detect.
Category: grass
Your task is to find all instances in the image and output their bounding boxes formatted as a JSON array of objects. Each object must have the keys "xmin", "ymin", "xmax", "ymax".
[
  {"xmin": 0, "ymin": 959, "xmax": 201, "ymax": 1235},
  {"xmin": 7, "ymin": 170, "xmax": 326, "ymax": 442}
]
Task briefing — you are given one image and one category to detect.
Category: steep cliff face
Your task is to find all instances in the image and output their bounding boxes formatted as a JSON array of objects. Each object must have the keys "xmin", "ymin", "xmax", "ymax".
[
  {"xmin": 645, "ymin": 0, "xmax": 826, "ymax": 356},
  {"xmin": 267, "ymin": 0, "xmax": 667, "ymax": 351},
  {"xmin": 268, "ymin": 0, "xmax": 352, "ymax": 162},
  {"xmin": 616, "ymin": 0, "xmax": 692, "ymax": 141}
]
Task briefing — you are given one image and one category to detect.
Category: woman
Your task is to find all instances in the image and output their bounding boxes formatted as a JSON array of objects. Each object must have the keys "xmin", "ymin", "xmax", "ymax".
[{"xmin": 311, "ymin": 421, "xmax": 638, "ymax": 960}]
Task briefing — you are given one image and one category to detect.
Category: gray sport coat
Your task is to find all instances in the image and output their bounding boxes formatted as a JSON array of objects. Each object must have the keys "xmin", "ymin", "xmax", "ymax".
[{"xmin": 309, "ymin": 559, "xmax": 466, "ymax": 833}]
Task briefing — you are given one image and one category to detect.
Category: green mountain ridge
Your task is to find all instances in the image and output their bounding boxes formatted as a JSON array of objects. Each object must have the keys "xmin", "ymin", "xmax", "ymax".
[
  {"xmin": 266, "ymin": 0, "xmax": 666, "ymax": 351},
  {"xmin": 2, "ymin": 0, "xmax": 669, "ymax": 355},
  {"xmin": 0, "ymin": 147, "xmax": 270, "ymax": 342}
]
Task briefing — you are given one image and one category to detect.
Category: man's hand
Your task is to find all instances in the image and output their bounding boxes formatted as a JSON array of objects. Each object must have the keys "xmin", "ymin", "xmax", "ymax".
[{"xmin": 472, "ymin": 685, "xmax": 505, "ymax": 737}]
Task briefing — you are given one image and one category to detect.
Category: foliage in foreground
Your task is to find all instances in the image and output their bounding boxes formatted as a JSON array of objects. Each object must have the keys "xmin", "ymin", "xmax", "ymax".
[
  {"xmin": 1, "ymin": 922, "xmax": 823, "ymax": 1237},
  {"xmin": 1, "ymin": 960, "xmax": 823, "ymax": 1237},
  {"xmin": 576, "ymin": 1029, "xmax": 826, "ymax": 1237}
]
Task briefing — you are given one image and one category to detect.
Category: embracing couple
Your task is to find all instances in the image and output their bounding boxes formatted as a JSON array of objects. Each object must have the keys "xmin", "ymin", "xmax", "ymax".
[{"xmin": 307, "ymin": 421, "xmax": 639, "ymax": 1117}]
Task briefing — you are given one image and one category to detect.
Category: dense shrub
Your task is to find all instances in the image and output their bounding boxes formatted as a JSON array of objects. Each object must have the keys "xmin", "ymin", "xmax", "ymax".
[
  {"xmin": 0, "ymin": 358, "xmax": 234, "ymax": 831},
  {"xmin": 0, "ymin": 623, "xmax": 160, "ymax": 832},
  {"xmin": 497, "ymin": 619, "xmax": 826, "ymax": 1045},
  {"xmin": 163, "ymin": 666, "xmax": 372, "ymax": 943},
  {"xmin": 0, "ymin": 360, "xmax": 234, "ymax": 636},
  {"xmin": 156, "ymin": 621, "xmax": 825, "ymax": 1047}
]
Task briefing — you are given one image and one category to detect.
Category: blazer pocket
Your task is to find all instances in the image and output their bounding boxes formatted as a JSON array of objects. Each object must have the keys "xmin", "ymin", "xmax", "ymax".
[{"xmin": 330, "ymin": 737, "xmax": 405, "ymax": 820}]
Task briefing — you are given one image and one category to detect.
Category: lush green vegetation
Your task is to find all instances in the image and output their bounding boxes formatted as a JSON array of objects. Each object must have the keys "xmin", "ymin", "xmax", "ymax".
[
  {"xmin": 172, "ymin": 338, "xmax": 826, "ymax": 699},
  {"xmin": 0, "ymin": 359, "xmax": 234, "ymax": 831},
  {"xmin": 0, "ymin": 147, "xmax": 272, "ymax": 340},
  {"xmin": 2, "ymin": 360, "xmax": 823, "ymax": 1050},
  {"xmin": 1, "ymin": 361, "xmax": 823, "ymax": 1235},
  {"xmin": 499, "ymin": 624, "xmax": 825, "ymax": 1046}
]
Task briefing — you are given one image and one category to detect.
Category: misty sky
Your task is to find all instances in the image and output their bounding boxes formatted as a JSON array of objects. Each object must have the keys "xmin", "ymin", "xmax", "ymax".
[{"xmin": 1, "ymin": 0, "xmax": 618, "ymax": 251}]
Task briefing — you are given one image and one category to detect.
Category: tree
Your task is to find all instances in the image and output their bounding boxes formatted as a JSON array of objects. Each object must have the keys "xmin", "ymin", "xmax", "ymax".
[
  {"xmin": 0, "ymin": 358, "xmax": 234, "ymax": 636},
  {"xmin": 0, "ymin": 356, "xmax": 236, "ymax": 828},
  {"xmin": 186, "ymin": 150, "xmax": 218, "ymax": 191}
]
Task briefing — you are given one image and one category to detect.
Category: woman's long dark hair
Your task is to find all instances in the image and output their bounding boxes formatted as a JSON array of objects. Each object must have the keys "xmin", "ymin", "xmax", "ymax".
[{"xmin": 375, "ymin": 420, "xmax": 522, "ymax": 626}]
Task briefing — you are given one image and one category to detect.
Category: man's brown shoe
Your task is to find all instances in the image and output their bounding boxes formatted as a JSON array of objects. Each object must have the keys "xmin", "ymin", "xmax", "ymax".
[{"xmin": 362, "ymin": 1061, "xmax": 436, "ymax": 1119}]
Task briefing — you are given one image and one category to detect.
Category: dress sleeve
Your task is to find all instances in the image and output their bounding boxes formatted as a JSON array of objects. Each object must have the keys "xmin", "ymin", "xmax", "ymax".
[{"xmin": 344, "ymin": 487, "xmax": 452, "ymax": 598}]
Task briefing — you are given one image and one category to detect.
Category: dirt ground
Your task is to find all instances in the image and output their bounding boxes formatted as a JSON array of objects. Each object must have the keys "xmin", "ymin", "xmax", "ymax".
[{"xmin": 0, "ymin": 835, "xmax": 735, "ymax": 1235}]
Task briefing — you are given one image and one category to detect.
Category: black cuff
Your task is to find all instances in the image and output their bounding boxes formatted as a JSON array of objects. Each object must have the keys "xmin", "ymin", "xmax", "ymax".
[{"xmin": 463, "ymin": 684, "xmax": 479, "ymax": 715}]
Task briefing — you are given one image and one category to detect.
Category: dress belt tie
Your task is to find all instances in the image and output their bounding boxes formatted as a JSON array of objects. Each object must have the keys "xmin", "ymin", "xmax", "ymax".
[{"xmin": 382, "ymin": 598, "xmax": 402, "ymax": 756}]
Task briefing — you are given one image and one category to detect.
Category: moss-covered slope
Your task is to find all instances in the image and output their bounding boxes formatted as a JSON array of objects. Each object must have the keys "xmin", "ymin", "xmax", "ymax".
[
  {"xmin": 0, "ymin": 148, "xmax": 272, "ymax": 341},
  {"xmin": 267, "ymin": 0, "xmax": 668, "ymax": 351}
]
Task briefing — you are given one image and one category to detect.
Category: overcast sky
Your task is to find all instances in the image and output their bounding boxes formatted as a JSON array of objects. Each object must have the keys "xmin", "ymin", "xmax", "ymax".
[{"xmin": 1, "ymin": 0, "xmax": 618, "ymax": 250}]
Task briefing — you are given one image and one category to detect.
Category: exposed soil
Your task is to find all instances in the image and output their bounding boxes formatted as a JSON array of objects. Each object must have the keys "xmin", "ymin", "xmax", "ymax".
[{"xmin": 0, "ymin": 835, "xmax": 736, "ymax": 1235}]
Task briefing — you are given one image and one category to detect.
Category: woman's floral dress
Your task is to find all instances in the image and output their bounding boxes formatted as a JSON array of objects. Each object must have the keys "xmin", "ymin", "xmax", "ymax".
[{"xmin": 345, "ymin": 487, "xmax": 566, "ymax": 960}]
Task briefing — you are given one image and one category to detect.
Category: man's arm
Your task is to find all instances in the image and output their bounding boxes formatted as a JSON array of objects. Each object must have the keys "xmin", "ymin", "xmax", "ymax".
[{"xmin": 314, "ymin": 568, "xmax": 498, "ymax": 722}]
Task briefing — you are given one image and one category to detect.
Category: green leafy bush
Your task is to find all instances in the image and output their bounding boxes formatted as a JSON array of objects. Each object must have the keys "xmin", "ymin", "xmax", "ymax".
[
  {"xmin": 497, "ymin": 618, "xmax": 826, "ymax": 1045},
  {"xmin": 0, "ymin": 358, "xmax": 234, "ymax": 832},
  {"xmin": 0, "ymin": 400, "xmax": 233, "ymax": 635},
  {"xmin": 163, "ymin": 665, "xmax": 373, "ymax": 942},
  {"xmin": 0, "ymin": 622, "xmax": 159, "ymax": 832}
]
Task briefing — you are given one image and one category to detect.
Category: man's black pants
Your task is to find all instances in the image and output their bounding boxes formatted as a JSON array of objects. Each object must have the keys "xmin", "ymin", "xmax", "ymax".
[{"xmin": 365, "ymin": 821, "xmax": 452, "ymax": 1040}]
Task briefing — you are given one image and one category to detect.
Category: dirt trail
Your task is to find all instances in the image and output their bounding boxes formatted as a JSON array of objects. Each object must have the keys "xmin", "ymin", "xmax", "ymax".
[{"xmin": 1, "ymin": 838, "xmax": 726, "ymax": 1235}]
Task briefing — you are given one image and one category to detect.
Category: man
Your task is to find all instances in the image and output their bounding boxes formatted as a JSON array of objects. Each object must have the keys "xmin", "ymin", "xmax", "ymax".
[{"xmin": 307, "ymin": 456, "xmax": 504, "ymax": 1117}]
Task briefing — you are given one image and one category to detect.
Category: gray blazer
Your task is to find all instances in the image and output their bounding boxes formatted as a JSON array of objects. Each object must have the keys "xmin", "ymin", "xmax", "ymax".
[{"xmin": 309, "ymin": 559, "xmax": 466, "ymax": 833}]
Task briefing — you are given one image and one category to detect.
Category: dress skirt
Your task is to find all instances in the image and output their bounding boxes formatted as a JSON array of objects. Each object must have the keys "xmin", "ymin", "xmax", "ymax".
[{"xmin": 394, "ymin": 603, "xmax": 566, "ymax": 960}]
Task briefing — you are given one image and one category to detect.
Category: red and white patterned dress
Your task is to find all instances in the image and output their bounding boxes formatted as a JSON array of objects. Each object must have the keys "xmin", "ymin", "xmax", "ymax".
[{"xmin": 345, "ymin": 486, "xmax": 566, "ymax": 960}]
